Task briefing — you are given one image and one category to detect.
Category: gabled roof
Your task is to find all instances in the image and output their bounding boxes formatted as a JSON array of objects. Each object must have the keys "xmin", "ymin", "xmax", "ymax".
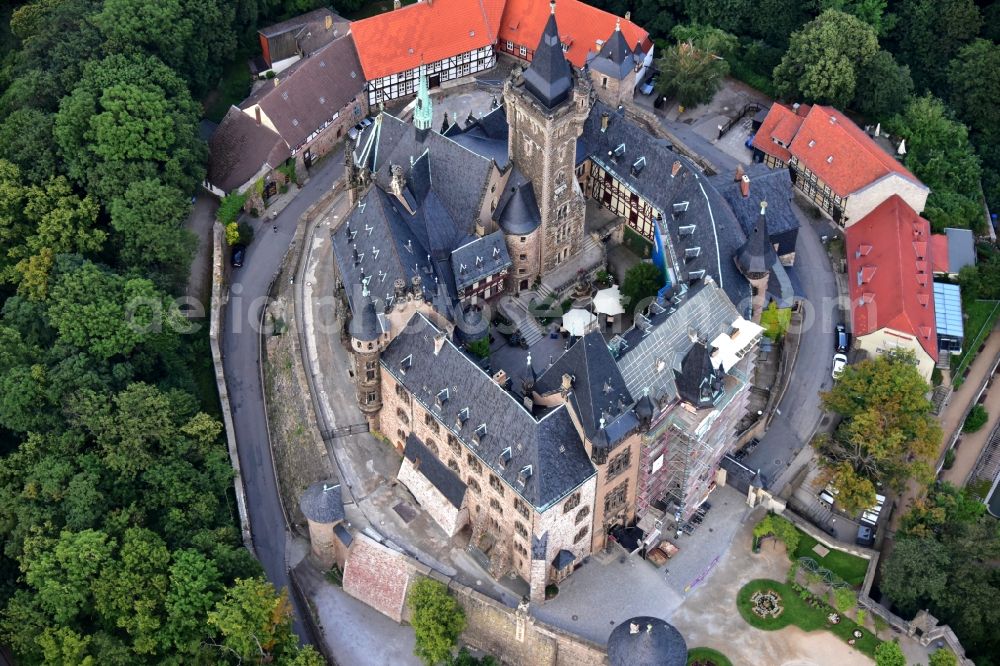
[
  {"xmin": 444, "ymin": 105, "xmax": 510, "ymax": 167},
  {"xmin": 615, "ymin": 281, "xmax": 745, "ymax": 405},
  {"xmin": 258, "ymin": 8, "xmax": 347, "ymax": 64},
  {"xmin": 674, "ymin": 341, "xmax": 724, "ymax": 408},
  {"xmin": 498, "ymin": 0, "xmax": 651, "ymax": 68},
  {"xmin": 242, "ymin": 35, "xmax": 364, "ymax": 150},
  {"xmin": 589, "ymin": 22, "xmax": 635, "ymax": 80},
  {"xmin": 846, "ymin": 195, "xmax": 938, "ymax": 362},
  {"xmin": 351, "ymin": 0, "xmax": 498, "ymax": 80},
  {"xmin": 535, "ymin": 331, "xmax": 636, "ymax": 444},
  {"xmin": 451, "ymin": 231, "xmax": 512, "ymax": 291},
  {"xmin": 404, "ymin": 433, "xmax": 467, "ymax": 508},
  {"xmin": 944, "ymin": 227, "xmax": 976, "ymax": 273},
  {"xmin": 578, "ymin": 103, "xmax": 748, "ymax": 307},
  {"xmin": 381, "ymin": 313, "xmax": 596, "ymax": 510},
  {"xmin": 521, "ymin": 7, "xmax": 574, "ymax": 109},
  {"xmin": 207, "ymin": 106, "xmax": 290, "ymax": 193},
  {"xmin": 753, "ymin": 102, "xmax": 809, "ymax": 163}
]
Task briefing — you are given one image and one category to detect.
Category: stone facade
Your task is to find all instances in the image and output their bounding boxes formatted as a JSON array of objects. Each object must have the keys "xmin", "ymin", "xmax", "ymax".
[
  {"xmin": 290, "ymin": 89, "xmax": 367, "ymax": 175},
  {"xmin": 397, "ymin": 455, "xmax": 467, "ymax": 537},
  {"xmin": 504, "ymin": 73, "xmax": 591, "ymax": 277},
  {"xmin": 505, "ymin": 227, "xmax": 542, "ymax": 292},
  {"xmin": 350, "ymin": 330, "xmax": 386, "ymax": 429},
  {"xmin": 590, "ymin": 67, "xmax": 636, "ymax": 110}
]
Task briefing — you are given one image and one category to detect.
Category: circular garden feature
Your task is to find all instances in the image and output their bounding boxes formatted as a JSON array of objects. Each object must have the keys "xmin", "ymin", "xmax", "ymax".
[{"xmin": 686, "ymin": 646, "xmax": 733, "ymax": 666}]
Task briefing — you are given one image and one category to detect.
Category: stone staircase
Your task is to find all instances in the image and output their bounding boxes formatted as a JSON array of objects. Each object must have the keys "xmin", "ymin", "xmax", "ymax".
[
  {"xmin": 498, "ymin": 294, "xmax": 546, "ymax": 347},
  {"xmin": 931, "ymin": 385, "xmax": 952, "ymax": 416}
]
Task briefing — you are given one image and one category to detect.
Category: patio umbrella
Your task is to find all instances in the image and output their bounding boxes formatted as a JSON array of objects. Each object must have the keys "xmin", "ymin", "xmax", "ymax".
[
  {"xmin": 562, "ymin": 308, "xmax": 597, "ymax": 337},
  {"xmin": 593, "ymin": 285, "xmax": 625, "ymax": 316}
]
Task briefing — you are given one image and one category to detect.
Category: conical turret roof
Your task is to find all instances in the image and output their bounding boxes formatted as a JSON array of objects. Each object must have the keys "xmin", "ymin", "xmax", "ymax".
[
  {"xmin": 522, "ymin": 2, "xmax": 573, "ymax": 109},
  {"xmin": 350, "ymin": 288, "xmax": 381, "ymax": 342},
  {"xmin": 734, "ymin": 200, "xmax": 778, "ymax": 280}
]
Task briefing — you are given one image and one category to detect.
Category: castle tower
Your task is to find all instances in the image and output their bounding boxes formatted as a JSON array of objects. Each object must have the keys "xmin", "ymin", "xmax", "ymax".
[
  {"xmin": 503, "ymin": 1, "xmax": 590, "ymax": 276},
  {"xmin": 734, "ymin": 199, "xmax": 777, "ymax": 319},
  {"xmin": 589, "ymin": 18, "xmax": 639, "ymax": 108},
  {"xmin": 349, "ymin": 285, "xmax": 384, "ymax": 426}
]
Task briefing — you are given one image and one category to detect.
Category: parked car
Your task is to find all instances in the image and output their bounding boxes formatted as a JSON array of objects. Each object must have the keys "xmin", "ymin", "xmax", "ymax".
[
  {"xmin": 348, "ymin": 122, "xmax": 365, "ymax": 141},
  {"xmin": 832, "ymin": 352, "xmax": 848, "ymax": 379},
  {"xmin": 835, "ymin": 324, "xmax": 849, "ymax": 352},
  {"xmin": 745, "ymin": 133, "xmax": 756, "ymax": 150},
  {"xmin": 231, "ymin": 244, "xmax": 246, "ymax": 268},
  {"xmin": 856, "ymin": 524, "xmax": 875, "ymax": 548},
  {"xmin": 360, "ymin": 117, "xmax": 373, "ymax": 128}
]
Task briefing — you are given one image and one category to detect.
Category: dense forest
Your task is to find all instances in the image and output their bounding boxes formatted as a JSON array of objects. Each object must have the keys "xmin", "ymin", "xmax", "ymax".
[
  {"xmin": 0, "ymin": 0, "xmax": 356, "ymax": 663},
  {"xmin": 600, "ymin": 0, "xmax": 999, "ymax": 237}
]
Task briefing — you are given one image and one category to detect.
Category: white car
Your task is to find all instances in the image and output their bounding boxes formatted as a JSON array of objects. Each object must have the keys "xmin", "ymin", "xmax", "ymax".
[{"xmin": 832, "ymin": 353, "xmax": 848, "ymax": 379}]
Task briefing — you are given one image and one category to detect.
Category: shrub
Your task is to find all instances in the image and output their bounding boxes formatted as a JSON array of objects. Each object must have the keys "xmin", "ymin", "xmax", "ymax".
[
  {"xmin": 963, "ymin": 404, "xmax": 988, "ymax": 432},
  {"xmin": 466, "ymin": 335, "xmax": 490, "ymax": 360},
  {"xmin": 874, "ymin": 639, "xmax": 906, "ymax": 666},
  {"xmin": 218, "ymin": 191, "xmax": 248, "ymax": 226},
  {"xmin": 279, "ymin": 184, "xmax": 289, "ymax": 194},
  {"xmin": 929, "ymin": 648, "xmax": 958, "ymax": 666},
  {"xmin": 833, "ymin": 587, "xmax": 856, "ymax": 613},
  {"xmin": 408, "ymin": 578, "xmax": 465, "ymax": 666},
  {"xmin": 943, "ymin": 448, "xmax": 956, "ymax": 470},
  {"xmin": 237, "ymin": 221, "xmax": 254, "ymax": 246},
  {"xmin": 855, "ymin": 609, "xmax": 866, "ymax": 627},
  {"xmin": 753, "ymin": 514, "xmax": 800, "ymax": 554},
  {"xmin": 931, "ymin": 367, "xmax": 943, "ymax": 386},
  {"xmin": 225, "ymin": 221, "xmax": 241, "ymax": 246}
]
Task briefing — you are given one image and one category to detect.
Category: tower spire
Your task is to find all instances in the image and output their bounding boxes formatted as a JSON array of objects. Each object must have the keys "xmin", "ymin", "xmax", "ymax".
[
  {"xmin": 413, "ymin": 63, "xmax": 433, "ymax": 135},
  {"xmin": 521, "ymin": 0, "xmax": 573, "ymax": 109}
]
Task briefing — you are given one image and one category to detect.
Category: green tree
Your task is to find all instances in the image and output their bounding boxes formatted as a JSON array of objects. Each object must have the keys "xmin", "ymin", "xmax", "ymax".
[
  {"xmin": 890, "ymin": 0, "xmax": 982, "ymax": 94},
  {"xmin": 108, "ymin": 179, "xmax": 196, "ymax": 290},
  {"xmin": 54, "ymin": 53, "xmax": 206, "ymax": 205},
  {"xmin": 21, "ymin": 529, "xmax": 115, "ymax": 625},
  {"xmin": 947, "ymin": 39, "xmax": 1000, "ymax": 153},
  {"xmin": 874, "ymin": 639, "xmax": 906, "ymax": 666},
  {"xmin": 655, "ymin": 40, "xmax": 729, "ymax": 108},
  {"xmin": 670, "ymin": 23, "xmax": 738, "ymax": 59},
  {"xmin": 620, "ymin": 262, "xmax": 663, "ymax": 315},
  {"xmin": 823, "ymin": 460, "xmax": 877, "ymax": 515},
  {"xmin": 746, "ymin": 0, "xmax": 813, "ymax": 48},
  {"xmin": 889, "ymin": 95, "xmax": 983, "ymax": 232},
  {"xmin": 681, "ymin": 0, "xmax": 750, "ymax": 35},
  {"xmin": 773, "ymin": 10, "xmax": 880, "ymax": 107},
  {"xmin": 929, "ymin": 649, "xmax": 958, "ymax": 666},
  {"xmin": 408, "ymin": 578, "xmax": 466, "ymax": 666},
  {"xmin": 820, "ymin": 0, "xmax": 895, "ymax": 35},
  {"xmin": 818, "ymin": 351, "xmax": 939, "ymax": 505},
  {"xmin": 207, "ymin": 578, "xmax": 301, "ymax": 663},
  {"xmin": 833, "ymin": 587, "xmax": 857, "ymax": 613},
  {"xmin": 752, "ymin": 514, "xmax": 800, "ymax": 552},
  {"xmin": 163, "ymin": 549, "xmax": 223, "ymax": 654},
  {"xmin": 852, "ymin": 50, "xmax": 913, "ymax": 120},
  {"xmin": 962, "ymin": 404, "xmax": 988, "ymax": 433},
  {"xmin": 0, "ymin": 109, "xmax": 59, "ymax": 184}
]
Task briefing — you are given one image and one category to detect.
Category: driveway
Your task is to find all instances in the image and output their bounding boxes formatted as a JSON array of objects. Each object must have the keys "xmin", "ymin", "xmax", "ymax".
[
  {"xmin": 221, "ymin": 147, "xmax": 345, "ymax": 640},
  {"xmin": 744, "ymin": 206, "xmax": 843, "ymax": 491},
  {"xmin": 184, "ymin": 193, "xmax": 219, "ymax": 304}
]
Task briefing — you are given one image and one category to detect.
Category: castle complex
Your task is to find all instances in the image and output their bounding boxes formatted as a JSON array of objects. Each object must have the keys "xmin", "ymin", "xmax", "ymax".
[{"xmin": 332, "ymin": 2, "xmax": 778, "ymax": 600}]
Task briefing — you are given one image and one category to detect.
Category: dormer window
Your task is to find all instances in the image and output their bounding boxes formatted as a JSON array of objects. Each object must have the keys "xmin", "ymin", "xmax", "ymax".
[
  {"xmin": 518, "ymin": 465, "xmax": 532, "ymax": 485},
  {"xmin": 472, "ymin": 423, "xmax": 487, "ymax": 445},
  {"xmin": 684, "ymin": 247, "xmax": 701, "ymax": 260},
  {"xmin": 688, "ymin": 269, "xmax": 706, "ymax": 281},
  {"xmin": 436, "ymin": 388, "xmax": 449, "ymax": 408},
  {"xmin": 400, "ymin": 355, "xmax": 413, "ymax": 373},
  {"xmin": 679, "ymin": 224, "xmax": 696, "ymax": 236},
  {"xmin": 808, "ymin": 140, "xmax": 815, "ymax": 148},
  {"xmin": 498, "ymin": 447, "xmax": 512, "ymax": 468},
  {"xmin": 673, "ymin": 201, "xmax": 690, "ymax": 212},
  {"xmin": 456, "ymin": 407, "xmax": 469, "ymax": 428},
  {"xmin": 631, "ymin": 157, "xmax": 646, "ymax": 176}
]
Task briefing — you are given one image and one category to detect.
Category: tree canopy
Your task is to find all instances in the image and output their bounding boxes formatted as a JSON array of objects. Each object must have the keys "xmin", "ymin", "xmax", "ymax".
[
  {"xmin": 817, "ymin": 351, "xmax": 939, "ymax": 512},
  {"xmin": 408, "ymin": 578, "xmax": 467, "ymax": 666},
  {"xmin": 621, "ymin": 262, "xmax": 664, "ymax": 315},
  {"xmin": 656, "ymin": 39, "xmax": 730, "ymax": 109}
]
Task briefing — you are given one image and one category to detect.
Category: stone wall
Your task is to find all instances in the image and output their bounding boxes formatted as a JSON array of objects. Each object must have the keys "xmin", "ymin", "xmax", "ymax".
[
  {"xmin": 505, "ymin": 228, "xmax": 542, "ymax": 293},
  {"xmin": 293, "ymin": 92, "xmax": 368, "ymax": 176},
  {"xmin": 397, "ymin": 455, "xmax": 465, "ymax": 536}
]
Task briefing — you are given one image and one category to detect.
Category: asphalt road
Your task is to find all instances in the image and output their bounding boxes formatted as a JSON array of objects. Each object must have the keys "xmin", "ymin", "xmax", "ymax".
[
  {"xmin": 221, "ymin": 149, "xmax": 345, "ymax": 639},
  {"xmin": 744, "ymin": 208, "xmax": 843, "ymax": 488}
]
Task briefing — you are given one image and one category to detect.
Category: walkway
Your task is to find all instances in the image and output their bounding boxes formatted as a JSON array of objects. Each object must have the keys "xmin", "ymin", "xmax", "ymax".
[{"xmin": 890, "ymin": 324, "xmax": 1000, "ymax": 530}]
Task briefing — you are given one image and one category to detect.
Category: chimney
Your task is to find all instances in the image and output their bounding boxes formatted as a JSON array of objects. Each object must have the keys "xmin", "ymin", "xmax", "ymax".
[
  {"xmin": 325, "ymin": 14, "xmax": 333, "ymax": 29},
  {"xmin": 740, "ymin": 174, "xmax": 750, "ymax": 198},
  {"xmin": 433, "ymin": 332, "xmax": 446, "ymax": 356},
  {"xmin": 671, "ymin": 161, "xmax": 682, "ymax": 178},
  {"xmin": 393, "ymin": 0, "xmax": 401, "ymax": 8},
  {"xmin": 273, "ymin": 76, "xmax": 280, "ymax": 87},
  {"xmin": 255, "ymin": 106, "xmax": 261, "ymax": 126},
  {"xmin": 624, "ymin": 11, "xmax": 631, "ymax": 21},
  {"xmin": 600, "ymin": 112, "xmax": 609, "ymax": 132}
]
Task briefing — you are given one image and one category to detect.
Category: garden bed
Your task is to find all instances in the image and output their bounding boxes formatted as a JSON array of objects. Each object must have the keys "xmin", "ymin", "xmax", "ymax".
[
  {"xmin": 737, "ymin": 579, "xmax": 880, "ymax": 657},
  {"xmin": 686, "ymin": 647, "xmax": 733, "ymax": 666},
  {"xmin": 791, "ymin": 530, "xmax": 868, "ymax": 586}
]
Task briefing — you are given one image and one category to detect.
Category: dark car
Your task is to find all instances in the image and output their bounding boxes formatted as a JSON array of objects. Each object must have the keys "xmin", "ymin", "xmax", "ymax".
[
  {"xmin": 231, "ymin": 244, "xmax": 246, "ymax": 268},
  {"xmin": 835, "ymin": 324, "xmax": 849, "ymax": 352}
]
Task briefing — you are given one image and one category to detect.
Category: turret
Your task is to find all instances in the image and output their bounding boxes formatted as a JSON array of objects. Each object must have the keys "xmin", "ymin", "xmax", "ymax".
[{"xmin": 350, "ymin": 285, "xmax": 385, "ymax": 420}]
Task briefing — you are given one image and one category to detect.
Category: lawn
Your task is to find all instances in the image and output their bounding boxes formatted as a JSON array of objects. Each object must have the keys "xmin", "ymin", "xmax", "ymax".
[
  {"xmin": 792, "ymin": 529, "xmax": 869, "ymax": 587},
  {"xmin": 687, "ymin": 647, "xmax": 733, "ymax": 666},
  {"xmin": 737, "ymin": 579, "xmax": 880, "ymax": 658},
  {"xmin": 951, "ymin": 300, "xmax": 1000, "ymax": 387},
  {"xmin": 760, "ymin": 302, "xmax": 792, "ymax": 340}
]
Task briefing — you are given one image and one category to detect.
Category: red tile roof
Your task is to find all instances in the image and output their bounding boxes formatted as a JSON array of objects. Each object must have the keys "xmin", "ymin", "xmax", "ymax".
[
  {"xmin": 846, "ymin": 195, "xmax": 938, "ymax": 362},
  {"xmin": 789, "ymin": 105, "xmax": 923, "ymax": 197},
  {"xmin": 753, "ymin": 103, "xmax": 809, "ymax": 164},
  {"xmin": 351, "ymin": 0, "xmax": 499, "ymax": 80},
  {"xmin": 498, "ymin": 0, "xmax": 651, "ymax": 68},
  {"xmin": 342, "ymin": 533, "xmax": 414, "ymax": 623},
  {"xmin": 930, "ymin": 234, "xmax": 950, "ymax": 274}
]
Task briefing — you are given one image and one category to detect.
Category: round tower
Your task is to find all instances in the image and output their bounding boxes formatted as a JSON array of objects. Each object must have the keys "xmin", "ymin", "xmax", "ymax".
[{"xmin": 350, "ymin": 286, "xmax": 384, "ymax": 423}]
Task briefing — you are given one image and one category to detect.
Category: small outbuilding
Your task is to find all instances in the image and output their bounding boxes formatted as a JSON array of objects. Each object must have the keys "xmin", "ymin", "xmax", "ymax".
[{"xmin": 299, "ymin": 480, "xmax": 351, "ymax": 569}]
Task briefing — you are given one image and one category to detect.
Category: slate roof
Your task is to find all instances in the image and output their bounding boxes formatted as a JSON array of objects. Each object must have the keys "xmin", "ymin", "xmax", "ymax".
[
  {"xmin": 615, "ymin": 281, "xmax": 744, "ymax": 405},
  {"xmin": 404, "ymin": 433, "xmax": 467, "ymax": 508},
  {"xmin": 299, "ymin": 481, "xmax": 345, "ymax": 523},
  {"xmin": 535, "ymin": 331, "xmax": 636, "ymax": 446},
  {"xmin": 607, "ymin": 616, "xmax": 687, "ymax": 666},
  {"xmin": 522, "ymin": 9, "xmax": 574, "ymax": 109},
  {"xmin": 337, "ymin": 113, "xmax": 504, "ymax": 317},
  {"xmin": 334, "ymin": 523, "xmax": 353, "ymax": 546},
  {"xmin": 242, "ymin": 35, "xmax": 364, "ymax": 150},
  {"xmin": 578, "ymin": 103, "xmax": 749, "ymax": 308},
  {"xmin": 349, "ymin": 292, "xmax": 382, "ymax": 341},
  {"xmin": 674, "ymin": 341, "xmax": 724, "ymax": 408},
  {"xmin": 350, "ymin": 0, "xmax": 499, "ymax": 80},
  {"xmin": 452, "ymin": 231, "xmax": 512, "ymax": 291},
  {"xmin": 207, "ymin": 106, "xmax": 289, "ymax": 193},
  {"xmin": 498, "ymin": 0, "xmax": 651, "ymax": 69},
  {"xmin": 445, "ymin": 106, "xmax": 510, "ymax": 168},
  {"xmin": 945, "ymin": 227, "xmax": 976, "ymax": 273},
  {"xmin": 589, "ymin": 23, "xmax": 635, "ymax": 80},
  {"xmin": 845, "ymin": 195, "xmax": 938, "ymax": 362},
  {"xmin": 713, "ymin": 164, "xmax": 799, "ymax": 257},
  {"xmin": 734, "ymin": 204, "xmax": 778, "ymax": 279},
  {"xmin": 381, "ymin": 313, "xmax": 596, "ymax": 510},
  {"xmin": 553, "ymin": 549, "xmax": 576, "ymax": 570},
  {"xmin": 493, "ymin": 168, "xmax": 542, "ymax": 235}
]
